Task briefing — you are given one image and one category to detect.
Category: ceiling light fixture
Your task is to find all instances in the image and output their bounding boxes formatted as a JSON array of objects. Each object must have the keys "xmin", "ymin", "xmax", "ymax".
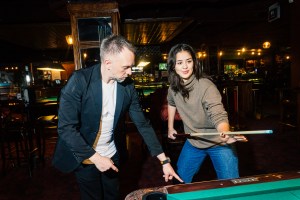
[
  {"xmin": 65, "ymin": 35, "xmax": 73, "ymax": 45},
  {"xmin": 137, "ymin": 61, "xmax": 150, "ymax": 67},
  {"xmin": 37, "ymin": 61, "xmax": 66, "ymax": 71}
]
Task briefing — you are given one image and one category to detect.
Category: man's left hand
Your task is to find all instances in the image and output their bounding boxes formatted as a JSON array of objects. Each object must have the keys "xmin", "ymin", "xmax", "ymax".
[{"xmin": 162, "ymin": 163, "xmax": 183, "ymax": 183}]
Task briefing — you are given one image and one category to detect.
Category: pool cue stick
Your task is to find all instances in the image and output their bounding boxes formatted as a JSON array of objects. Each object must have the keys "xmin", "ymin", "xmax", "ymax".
[
  {"xmin": 176, "ymin": 130, "xmax": 273, "ymax": 137},
  {"xmin": 189, "ymin": 130, "xmax": 273, "ymax": 137}
]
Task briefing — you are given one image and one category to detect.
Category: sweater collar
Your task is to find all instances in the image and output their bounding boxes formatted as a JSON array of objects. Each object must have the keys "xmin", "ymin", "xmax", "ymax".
[{"xmin": 183, "ymin": 74, "xmax": 196, "ymax": 88}]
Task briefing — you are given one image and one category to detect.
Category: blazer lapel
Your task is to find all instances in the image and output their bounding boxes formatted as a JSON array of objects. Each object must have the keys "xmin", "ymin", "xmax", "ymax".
[
  {"xmin": 90, "ymin": 65, "xmax": 102, "ymax": 121},
  {"xmin": 114, "ymin": 83, "xmax": 124, "ymax": 127},
  {"xmin": 90, "ymin": 80, "xmax": 102, "ymax": 118}
]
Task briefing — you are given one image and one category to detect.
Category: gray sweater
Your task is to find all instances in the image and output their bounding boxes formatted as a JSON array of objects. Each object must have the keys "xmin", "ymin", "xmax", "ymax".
[{"xmin": 167, "ymin": 75, "xmax": 229, "ymax": 148}]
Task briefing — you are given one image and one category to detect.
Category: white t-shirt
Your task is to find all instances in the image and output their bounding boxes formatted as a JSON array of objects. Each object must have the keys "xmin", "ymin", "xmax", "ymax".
[{"xmin": 94, "ymin": 81, "xmax": 117, "ymax": 158}]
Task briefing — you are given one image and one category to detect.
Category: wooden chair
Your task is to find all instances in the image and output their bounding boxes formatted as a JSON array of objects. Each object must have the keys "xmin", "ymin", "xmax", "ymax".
[{"xmin": 0, "ymin": 99, "xmax": 35, "ymax": 176}]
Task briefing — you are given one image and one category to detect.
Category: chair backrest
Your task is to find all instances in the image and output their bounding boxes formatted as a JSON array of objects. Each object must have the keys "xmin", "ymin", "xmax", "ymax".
[
  {"xmin": 159, "ymin": 86, "xmax": 181, "ymax": 121},
  {"xmin": 0, "ymin": 99, "xmax": 27, "ymax": 129}
]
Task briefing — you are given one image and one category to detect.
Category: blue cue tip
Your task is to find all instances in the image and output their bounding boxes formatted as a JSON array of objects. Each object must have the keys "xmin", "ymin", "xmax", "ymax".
[{"xmin": 266, "ymin": 130, "xmax": 273, "ymax": 134}]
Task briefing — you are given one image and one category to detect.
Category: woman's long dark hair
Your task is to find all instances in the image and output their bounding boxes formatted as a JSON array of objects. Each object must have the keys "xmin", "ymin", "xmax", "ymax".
[{"xmin": 167, "ymin": 43, "xmax": 203, "ymax": 99}]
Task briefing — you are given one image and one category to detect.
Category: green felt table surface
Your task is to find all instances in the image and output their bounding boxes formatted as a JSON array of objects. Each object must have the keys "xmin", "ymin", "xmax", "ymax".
[
  {"xmin": 142, "ymin": 89, "xmax": 155, "ymax": 96},
  {"xmin": 124, "ymin": 160, "xmax": 300, "ymax": 200},
  {"xmin": 36, "ymin": 96, "xmax": 58, "ymax": 103},
  {"xmin": 168, "ymin": 178, "xmax": 300, "ymax": 200}
]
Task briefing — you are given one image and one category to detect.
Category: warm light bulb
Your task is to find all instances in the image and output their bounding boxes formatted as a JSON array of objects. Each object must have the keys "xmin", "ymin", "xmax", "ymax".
[
  {"xmin": 65, "ymin": 35, "xmax": 73, "ymax": 45},
  {"xmin": 263, "ymin": 41, "xmax": 271, "ymax": 49},
  {"xmin": 162, "ymin": 54, "xmax": 168, "ymax": 60},
  {"xmin": 137, "ymin": 61, "xmax": 150, "ymax": 67}
]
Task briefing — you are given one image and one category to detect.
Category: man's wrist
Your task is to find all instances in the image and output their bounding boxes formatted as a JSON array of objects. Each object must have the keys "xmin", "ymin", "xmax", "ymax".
[{"xmin": 160, "ymin": 157, "xmax": 171, "ymax": 165}]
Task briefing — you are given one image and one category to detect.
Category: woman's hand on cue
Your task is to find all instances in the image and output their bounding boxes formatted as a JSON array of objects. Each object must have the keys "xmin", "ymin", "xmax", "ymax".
[
  {"xmin": 233, "ymin": 135, "xmax": 248, "ymax": 142},
  {"xmin": 168, "ymin": 129, "xmax": 178, "ymax": 140},
  {"xmin": 220, "ymin": 133, "xmax": 248, "ymax": 144}
]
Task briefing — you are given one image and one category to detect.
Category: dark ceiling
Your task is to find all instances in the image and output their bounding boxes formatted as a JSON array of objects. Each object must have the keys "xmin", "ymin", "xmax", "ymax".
[{"xmin": 0, "ymin": 0, "xmax": 292, "ymax": 63}]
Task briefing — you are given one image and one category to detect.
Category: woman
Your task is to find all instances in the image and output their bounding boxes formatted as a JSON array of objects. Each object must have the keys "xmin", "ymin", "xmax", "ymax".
[{"xmin": 167, "ymin": 43, "xmax": 246, "ymax": 183}]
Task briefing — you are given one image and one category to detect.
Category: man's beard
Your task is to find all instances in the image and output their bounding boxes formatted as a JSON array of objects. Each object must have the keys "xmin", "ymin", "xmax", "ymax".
[{"xmin": 111, "ymin": 71, "xmax": 128, "ymax": 83}]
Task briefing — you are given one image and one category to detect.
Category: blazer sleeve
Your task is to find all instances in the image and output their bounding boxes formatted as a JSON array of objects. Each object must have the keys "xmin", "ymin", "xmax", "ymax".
[{"xmin": 127, "ymin": 84, "xmax": 163, "ymax": 156}]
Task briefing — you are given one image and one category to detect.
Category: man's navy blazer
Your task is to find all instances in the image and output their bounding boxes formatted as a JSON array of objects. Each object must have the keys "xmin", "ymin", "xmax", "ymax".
[{"xmin": 52, "ymin": 64, "xmax": 163, "ymax": 173}]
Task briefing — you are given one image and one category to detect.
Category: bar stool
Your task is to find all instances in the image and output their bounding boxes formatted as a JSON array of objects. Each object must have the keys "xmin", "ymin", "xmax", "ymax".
[
  {"xmin": 252, "ymin": 88, "xmax": 260, "ymax": 119},
  {"xmin": 278, "ymin": 88, "xmax": 297, "ymax": 131},
  {"xmin": 221, "ymin": 84, "xmax": 239, "ymax": 130},
  {"xmin": 35, "ymin": 115, "xmax": 58, "ymax": 163},
  {"xmin": 32, "ymin": 97, "xmax": 59, "ymax": 164},
  {"xmin": 280, "ymin": 99, "xmax": 297, "ymax": 129}
]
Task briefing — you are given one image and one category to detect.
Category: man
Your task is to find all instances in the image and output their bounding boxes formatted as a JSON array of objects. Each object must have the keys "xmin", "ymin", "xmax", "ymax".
[{"xmin": 52, "ymin": 35, "xmax": 182, "ymax": 200}]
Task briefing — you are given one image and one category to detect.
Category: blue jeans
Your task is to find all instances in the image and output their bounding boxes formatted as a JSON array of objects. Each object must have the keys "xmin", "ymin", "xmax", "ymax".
[{"xmin": 177, "ymin": 140, "xmax": 239, "ymax": 183}]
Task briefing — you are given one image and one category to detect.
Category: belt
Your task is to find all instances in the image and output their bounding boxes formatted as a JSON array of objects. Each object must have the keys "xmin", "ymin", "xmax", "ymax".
[{"xmin": 82, "ymin": 159, "xmax": 94, "ymax": 165}]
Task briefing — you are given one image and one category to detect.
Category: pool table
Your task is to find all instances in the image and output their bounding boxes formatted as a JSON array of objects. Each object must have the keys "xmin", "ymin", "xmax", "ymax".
[
  {"xmin": 30, "ymin": 96, "xmax": 59, "ymax": 120},
  {"xmin": 36, "ymin": 96, "xmax": 58, "ymax": 103},
  {"xmin": 125, "ymin": 170, "xmax": 300, "ymax": 200}
]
